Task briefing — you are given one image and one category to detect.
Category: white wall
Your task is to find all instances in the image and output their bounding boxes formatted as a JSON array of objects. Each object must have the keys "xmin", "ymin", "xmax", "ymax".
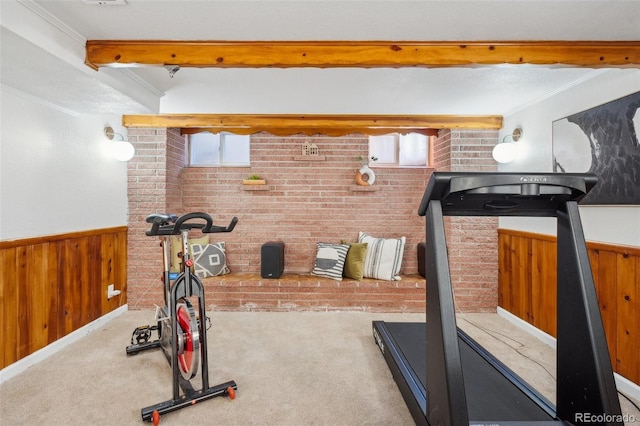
[
  {"xmin": 0, "ymin": 89, "xmax": 129, "ymax": 240},
  {"xmin": 498, "ymin": 69, "xmax": 640, "ymax": 247}
]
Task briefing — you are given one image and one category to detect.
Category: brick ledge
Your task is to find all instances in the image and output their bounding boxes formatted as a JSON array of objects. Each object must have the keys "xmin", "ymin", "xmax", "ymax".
[
  {"xmin": 201, "ymin": 272, "xmax": 426, "ymax": 312},
  {"xmin": 204, "ymin": 272, "xmax": 424, "ymax": 286}
]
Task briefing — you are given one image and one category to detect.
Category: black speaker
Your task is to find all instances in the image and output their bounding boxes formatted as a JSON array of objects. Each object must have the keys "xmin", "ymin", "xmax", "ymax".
[
  {"xmin": 417, "ymin": 242, "xmax": 426, "ymax": 278},
  {"xmin": 261, "ymin": 241, "xmax": 285, "ymax": 278}
]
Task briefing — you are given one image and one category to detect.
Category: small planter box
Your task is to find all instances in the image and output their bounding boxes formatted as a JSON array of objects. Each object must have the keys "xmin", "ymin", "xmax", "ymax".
[{"xmin": 243, "ymin": 179, "xmax": 266, "ymax": 185}]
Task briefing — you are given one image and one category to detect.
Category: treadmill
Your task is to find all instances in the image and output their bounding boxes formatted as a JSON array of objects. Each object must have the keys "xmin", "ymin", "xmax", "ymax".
[{"xmin": 373, "ymin": 172, "xmax": 623, "ymax": 425}]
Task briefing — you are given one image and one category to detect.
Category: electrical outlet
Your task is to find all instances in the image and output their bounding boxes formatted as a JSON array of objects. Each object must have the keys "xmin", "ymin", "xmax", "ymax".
[{"xmin": 107, "ymin": 284, "xmax": 121, "ymax": 299}]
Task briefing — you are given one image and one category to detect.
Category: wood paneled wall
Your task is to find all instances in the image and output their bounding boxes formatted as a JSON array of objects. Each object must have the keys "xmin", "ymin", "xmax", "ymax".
[
  {"xmin": 0, "ymin": 227, "xmax": 127, "ymax": 369},
  {"xmin": 498, "ymin": 228, "xmax": 640, "ymax": 385}
]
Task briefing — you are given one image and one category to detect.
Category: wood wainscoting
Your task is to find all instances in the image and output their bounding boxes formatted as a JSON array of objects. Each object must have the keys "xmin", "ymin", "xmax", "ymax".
[
  {"xmin": 498, "ymin": 228, "xmax": 640, "ymax": 386},
  {"xmin": 0, "ymin": 227, "xmax": 127, "ymax": 370}
]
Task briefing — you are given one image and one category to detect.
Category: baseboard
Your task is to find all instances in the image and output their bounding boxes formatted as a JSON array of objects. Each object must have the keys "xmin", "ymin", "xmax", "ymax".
[
  {"xmin": 0, "ymin": 305, "xmax": 128, "ymax": 384},
  {"xmin": 496, "ymin": 307, "xmax": 557, "ymax": 349},
  {"xmin": 497, "ymin": 306, "xmax": 640, "ymax": 403}
]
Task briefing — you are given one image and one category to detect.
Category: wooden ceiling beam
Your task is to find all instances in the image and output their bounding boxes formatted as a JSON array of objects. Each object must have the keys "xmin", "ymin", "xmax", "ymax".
[
  {"xmin": 180, "ymin": 126, "xmax": 442, "ymax": 137},
  {"xmin": 122, "ymin": 114, "xmax": 502, "ymax": 135},
  {"xmin": 86, "ymin": 40, "xmax": 640, "ymax": 70}
]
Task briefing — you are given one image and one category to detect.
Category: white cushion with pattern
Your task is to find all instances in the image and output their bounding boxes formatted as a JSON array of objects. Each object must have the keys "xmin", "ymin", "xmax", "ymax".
[
  {"xmin": 358, "ymin": 232, "xmax": 406, "ymax": 281},
  {"xmin": 191, "ymin": 242, "xmax": 230, "ymax": 278},
  {"xmin": 311, "ymin": 242, "xmax": 350, "ymax": 281}
]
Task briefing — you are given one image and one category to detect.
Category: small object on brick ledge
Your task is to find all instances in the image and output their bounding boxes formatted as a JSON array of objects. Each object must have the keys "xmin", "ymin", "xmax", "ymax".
[{"xmin": 301, "ymin": 141, "xmax": 319, "ymax": 156}]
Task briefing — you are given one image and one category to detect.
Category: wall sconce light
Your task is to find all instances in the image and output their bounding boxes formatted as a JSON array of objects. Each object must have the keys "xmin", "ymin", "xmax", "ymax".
[
  {"xmin": 492, "ymin": 128, "xmax": 522, "ymax": 164},
  {"xmin": 104, "ymin": 127, "xmax": 135, "ymax": 161}
]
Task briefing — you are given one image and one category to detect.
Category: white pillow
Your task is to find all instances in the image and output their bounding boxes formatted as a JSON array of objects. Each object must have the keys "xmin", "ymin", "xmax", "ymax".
[{"xmin": 358, "ymin": 232, "xmax": 406, "ymax": 281}]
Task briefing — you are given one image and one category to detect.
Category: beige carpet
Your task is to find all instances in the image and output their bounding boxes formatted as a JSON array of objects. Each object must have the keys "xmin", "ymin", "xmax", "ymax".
[{"xmin": 1, "ymin": 311, "xmax": 638, "ymax": 425}]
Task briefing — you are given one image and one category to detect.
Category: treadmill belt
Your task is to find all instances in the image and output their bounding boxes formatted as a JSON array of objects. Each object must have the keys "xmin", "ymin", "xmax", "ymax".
[
  {"xmin": 385, "ymin": 322, "xmax": 426, "ymax": 389},
  {"xmin": 383, "ymin": 322, "xmax": 555, "ymax": 423}
]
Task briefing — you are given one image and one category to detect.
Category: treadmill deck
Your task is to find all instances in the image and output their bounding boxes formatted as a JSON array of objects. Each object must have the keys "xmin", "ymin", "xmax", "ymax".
[{"xmin": 373, "ymin": 321, "xmax": 562, "ymax": 425}]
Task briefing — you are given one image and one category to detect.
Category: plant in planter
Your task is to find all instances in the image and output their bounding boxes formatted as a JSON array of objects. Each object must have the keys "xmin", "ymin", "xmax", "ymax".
[
  {"xmin": 358, "ymin": 155, "xmax": 378, "ymax": 166},
  {"xmin": 243, "ymin": 174, "xmax": 266, "ymax": 185}
]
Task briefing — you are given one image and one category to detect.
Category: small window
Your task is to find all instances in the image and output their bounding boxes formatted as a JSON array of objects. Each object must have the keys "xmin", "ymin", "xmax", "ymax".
[
  {"xmin": 369, "ymin": 134, "xmax": 397, "ymax": 165},
  {"xmin": 189, "ymin": 132, "xmax": 250, "ymax": 166},
  {"xmin": 189, "ymin": 132, "xmax": 219, "ymax": 165},
  {"xmin": 369, "ymin": 133, "xmax": 429, "ymax": 167}
]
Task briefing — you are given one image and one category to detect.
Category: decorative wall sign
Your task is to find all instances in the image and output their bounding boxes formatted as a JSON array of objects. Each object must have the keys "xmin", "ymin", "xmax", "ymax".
[
  {"xmin": 552, "ymin": 91, "xmax": 640, "ymax": 204},
  {"xmin": 301, "ymin": 141, "xmax": 319, "ymax": 156}
]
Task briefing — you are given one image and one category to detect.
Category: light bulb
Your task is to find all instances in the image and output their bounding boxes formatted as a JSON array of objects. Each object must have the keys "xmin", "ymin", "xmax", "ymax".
[
  {"xmin": 111, "ymin": 141, "xmax": 135, "ymax": 161},
  {"xmin": 492, "ymin": 142, "xmax": 516, "ymax": 164}
]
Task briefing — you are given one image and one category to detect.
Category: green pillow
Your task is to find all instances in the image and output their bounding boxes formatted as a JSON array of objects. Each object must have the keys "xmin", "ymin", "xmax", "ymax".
[{"xmin": 341, "ymin": 241, "xmax": 368, "ymax": 280}]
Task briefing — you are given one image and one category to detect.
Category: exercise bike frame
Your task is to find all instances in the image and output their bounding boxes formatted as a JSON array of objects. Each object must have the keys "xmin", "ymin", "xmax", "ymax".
[{"xmin": 126, "ymin": 212, "xmax": 238, "ymax": 423}]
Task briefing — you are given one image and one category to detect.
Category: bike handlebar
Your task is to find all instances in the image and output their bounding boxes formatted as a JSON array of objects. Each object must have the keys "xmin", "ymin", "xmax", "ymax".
[{"xmin": 145, "ymin": 212, "xmax": 238, "ymax": 236}]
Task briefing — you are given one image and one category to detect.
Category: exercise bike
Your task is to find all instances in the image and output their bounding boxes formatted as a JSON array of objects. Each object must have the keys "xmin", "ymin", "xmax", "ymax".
[{"xmin": 126, "ymin": 212, "xmax": 238, "ymax": 425}]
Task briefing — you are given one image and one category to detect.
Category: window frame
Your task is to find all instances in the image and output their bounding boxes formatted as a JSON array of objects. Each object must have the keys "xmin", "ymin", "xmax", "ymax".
[
  {"xmin": 368, "ymin": 133, "xmax": 431, "ymax": 168},
  {"xmin": 188, "ymin": 131, "xmax": 251, "ymax": 167}
]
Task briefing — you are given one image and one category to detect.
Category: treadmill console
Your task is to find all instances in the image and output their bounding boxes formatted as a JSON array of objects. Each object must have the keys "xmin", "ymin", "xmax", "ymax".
[{"xmin": 418, "ymin": 172, "xmax": 597, "ymax": 217}]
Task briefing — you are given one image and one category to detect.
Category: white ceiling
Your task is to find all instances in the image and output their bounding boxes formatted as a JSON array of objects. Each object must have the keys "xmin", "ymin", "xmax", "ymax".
[{"xmin": 1, "ymin": 0, "xmax": 639, "ymax": 116}]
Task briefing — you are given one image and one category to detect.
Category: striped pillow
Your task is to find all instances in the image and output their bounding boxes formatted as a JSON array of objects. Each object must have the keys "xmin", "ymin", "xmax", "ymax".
[
  {"xmin": 311, "ymin": 242, "xmax": 350, "ymax": 281},
  {"xmin": 358, "ymin": 232, "xmax": 406, "ymax": 281}
]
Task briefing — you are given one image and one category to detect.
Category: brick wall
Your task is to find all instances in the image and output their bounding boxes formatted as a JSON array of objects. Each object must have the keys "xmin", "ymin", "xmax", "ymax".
[
  {"xmin": 439, "ymin": 129, "xmax": 499, "ymax": 312},
  {"xmin": 433, "ymin": 129, "xmax": 452, "ymax": 170},
  {"xmin": 166, "ymin": 128, "xmax": 186, "ymax": 212},
  {"xmin": 182, "ymin": 132, "xmax": 430, "ymax": 273},
  {"xmin": 125, "ymin": 129, "xmax": 499, "ymax": 312},
  {"xmin": 126, "ymin": 128, "xmax": 169, "ymax": 308}
]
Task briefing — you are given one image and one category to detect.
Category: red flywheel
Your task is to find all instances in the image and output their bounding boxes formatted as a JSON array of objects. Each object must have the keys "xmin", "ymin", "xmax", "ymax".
[{"xmin": 176, "ymin": 300, "xmax": 200, "ymax": 380}]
